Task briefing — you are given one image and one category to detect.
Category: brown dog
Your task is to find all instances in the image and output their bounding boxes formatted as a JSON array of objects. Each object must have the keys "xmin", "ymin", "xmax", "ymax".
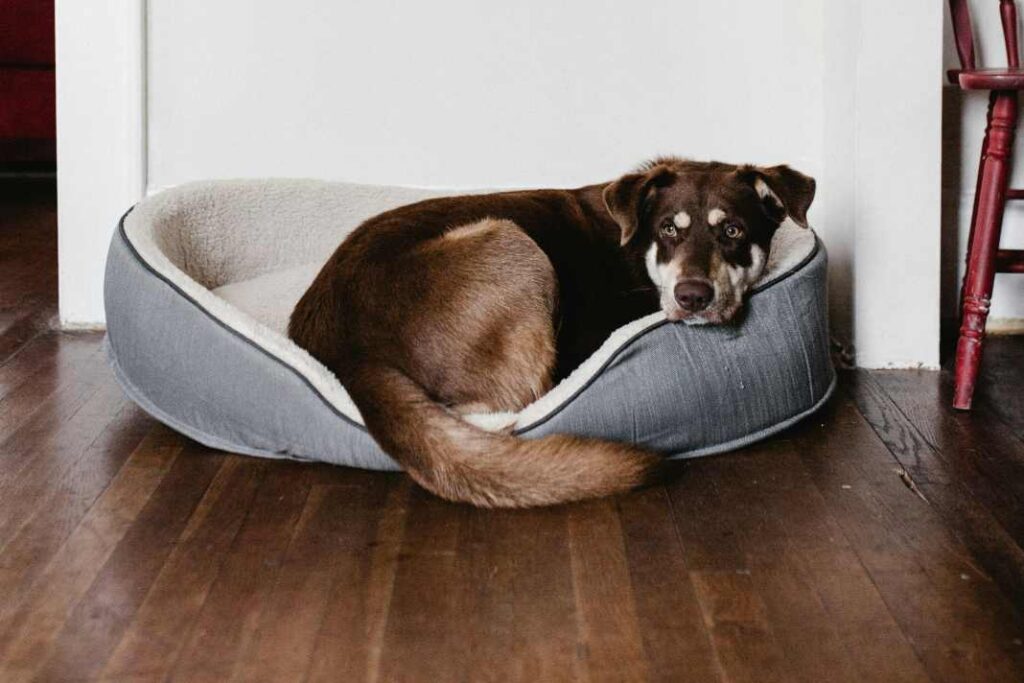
[{"xmin": 289, "ymin": 158, "xmax": 815, "ymax": 507}]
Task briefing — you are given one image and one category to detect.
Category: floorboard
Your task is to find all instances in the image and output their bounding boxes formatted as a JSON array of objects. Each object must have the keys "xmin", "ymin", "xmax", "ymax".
[
  {"xmin": 167, "ymin": 462, "xmax": 317, "ymax": 683},
  {"xmin": 796, "ymin": 389, "xmax": 1024, "ymax": 682},
  {"xmin": 0, "ymin": 425, "xmax": 184, "ymax": 672},
  {"xmin": 1, "ymin": 179, "xmax": 1024, "ymax": 681},
  {"xmin": 851, "ymin": 370, "xmax": 1024, "ymax": 608},
  {"xmin": 100, "ymin": 457, "xmax": 265, "ymax": 681},
  {"xmin": 568, "ymin": 499, "xmax": 649, "ymax": 682},
  {"xmin": 976, "ymin": 336, "xmax": 1024, "ymax": 438},
  {"xmin": 619, "ymin": 487, "xmax": 723, "ymax": 683},
  {"xmin": 29, "ymin": 445, "xmax": 225, "ymax": 682}
]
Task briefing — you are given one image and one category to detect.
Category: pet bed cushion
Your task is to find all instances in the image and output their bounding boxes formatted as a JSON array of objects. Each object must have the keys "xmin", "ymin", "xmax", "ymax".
[{"xmin": 104, "ymin": 179, "xmax": 836, "ymax": 471}]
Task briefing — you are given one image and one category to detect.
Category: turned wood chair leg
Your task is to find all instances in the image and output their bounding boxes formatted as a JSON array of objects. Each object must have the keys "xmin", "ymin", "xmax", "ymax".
[
  {"xmin": 954, "ymin": 91, "xmax": 1018, "ymax": 410},
  {"xmin": 959, "ymin": 95, "xmax": 993, "ymax": 314}
]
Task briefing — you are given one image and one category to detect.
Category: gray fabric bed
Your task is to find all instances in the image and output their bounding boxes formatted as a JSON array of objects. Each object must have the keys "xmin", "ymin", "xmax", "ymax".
[{"xmin": 104, "ymin": 179, "xmax": 835, "ymax": 470}]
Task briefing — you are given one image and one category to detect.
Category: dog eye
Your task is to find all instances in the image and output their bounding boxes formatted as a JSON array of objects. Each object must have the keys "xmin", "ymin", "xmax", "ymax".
[
  {"xmin": 660, "ymin": 220, "xmax": 677, "ymax": 238},
  {"xmin": 723, "ymin": 223, "xmax": 744, "ymax": 240}
]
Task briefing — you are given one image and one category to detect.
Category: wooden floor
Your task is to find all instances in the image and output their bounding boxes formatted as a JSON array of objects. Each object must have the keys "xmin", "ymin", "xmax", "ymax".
[{"xmin": 2, "ymin": 181, "xmax": 1024, "ymax": 682}]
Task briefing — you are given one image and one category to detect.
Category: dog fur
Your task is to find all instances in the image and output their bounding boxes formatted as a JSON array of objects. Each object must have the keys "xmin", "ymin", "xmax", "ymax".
[{"xmin": 289, "ymin": 158, "xmax": 815, "ymax": 507}]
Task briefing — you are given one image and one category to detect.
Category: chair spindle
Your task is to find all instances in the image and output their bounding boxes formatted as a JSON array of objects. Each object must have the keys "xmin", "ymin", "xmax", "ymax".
[{"xmin": 1001, "ymin": 0, "xmax": 1020, "ymax": 68}]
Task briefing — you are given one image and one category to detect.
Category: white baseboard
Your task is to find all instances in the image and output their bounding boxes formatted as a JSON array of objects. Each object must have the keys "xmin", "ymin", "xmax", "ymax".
[
  {"xmin": 59, "ymin": 320, "xmax": 107, "ymax": 332},
  {"xmin": 988, "ymin": 318, "xmax": 1024, "ymax": 335}
]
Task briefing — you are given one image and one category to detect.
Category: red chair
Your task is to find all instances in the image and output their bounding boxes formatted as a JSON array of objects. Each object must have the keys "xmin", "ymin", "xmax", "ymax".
[{"xmin": 949, "ymin": 0, "xmax": 1024, "ymax": 409}]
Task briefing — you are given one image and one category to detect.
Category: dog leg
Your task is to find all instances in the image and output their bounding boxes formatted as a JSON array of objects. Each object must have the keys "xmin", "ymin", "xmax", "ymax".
[{"xmin": 410, "ymin": 218, "xmax": 558, "ymax": 413}]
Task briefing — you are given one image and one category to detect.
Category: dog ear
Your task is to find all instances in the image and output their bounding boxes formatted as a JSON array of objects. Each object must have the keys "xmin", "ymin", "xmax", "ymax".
[
  {"xmin": 746, "ymin": 165, "xmax": 816, "ymax": 228},
  {"xmin": 603, "ymin": 164, "xmax": 677, "ymax": 246}
]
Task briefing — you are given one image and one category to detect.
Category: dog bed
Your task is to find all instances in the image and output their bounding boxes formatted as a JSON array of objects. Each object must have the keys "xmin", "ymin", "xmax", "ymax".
[{"xmin": 104, "ymin": 179, "xmax": 836, "ymax": 471}]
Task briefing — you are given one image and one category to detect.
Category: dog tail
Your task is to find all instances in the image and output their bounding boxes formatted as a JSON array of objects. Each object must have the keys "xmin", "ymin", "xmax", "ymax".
[{"xmin": 346, "ymin": 363, "xmax": 661, "ymax": 508}]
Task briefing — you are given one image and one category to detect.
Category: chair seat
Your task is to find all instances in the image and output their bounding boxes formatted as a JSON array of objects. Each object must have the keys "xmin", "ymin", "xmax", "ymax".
[{"xmin": 957, "ymin": 68, "xmax": 1024, "ymax": 90}]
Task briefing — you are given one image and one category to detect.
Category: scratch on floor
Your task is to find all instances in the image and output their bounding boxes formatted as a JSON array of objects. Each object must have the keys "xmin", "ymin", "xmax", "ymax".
[{"xmin": 895, "ymin": 467, "xmax": 929, "ymax": 503}]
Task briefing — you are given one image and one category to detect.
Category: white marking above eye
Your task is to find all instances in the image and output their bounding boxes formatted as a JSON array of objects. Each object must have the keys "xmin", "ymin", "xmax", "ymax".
[
  {"xmin": 708, "ymin": 208, "xmax": 727, "ymax": 226},
  {"xmin": 673, "ymin": 211, "xmax": 691, "ymax": 229}
]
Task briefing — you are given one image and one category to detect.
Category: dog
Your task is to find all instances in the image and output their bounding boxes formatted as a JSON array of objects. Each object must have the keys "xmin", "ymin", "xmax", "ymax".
[{"xmin": 289, "ymin": 158, "xmax": 815, "ymax": 507}]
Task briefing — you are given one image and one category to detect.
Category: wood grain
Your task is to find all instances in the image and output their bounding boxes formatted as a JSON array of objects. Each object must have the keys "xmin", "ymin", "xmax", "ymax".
[
  {"xmin": 167, "ymin": 462, "xmax": 318, "ymax": 683},
  {"xmin": 618, "ymin": 486, "xmax": 723, "ymax": 683},
  {"xmin": 798, "ymin": 385, "xmax": 1024, "ymax": 682},
  {"xmin": 850, "ymin": 370, "xmax": 1024, "ymax": 608},
  {"xmin": 2, "ymin": 181, "xmax": 1024, "ymax": 681},
  {"xmin": 568, "ymin": 499, "xmax": 649, "ymax": 682},
  {"xmin": 375, "ymin": 489, "xmax": 470, "ymax": 682},
  {"xmin": 28, "ymin": 445, "xmax": 226, "ymax": 682},
  {"xmin": 229, "ymin": 478, "xmax": 393, "ymax": 683},
  {"xmin": 0, "ymin": 425, "xmax": 183, "ymax": 667},
  {"xmin": 100, "ymin": 456, "xmax": 265, "ymax": 680},
  {"xmin": 307, "ymin": 476, "xmax": 411, "ymax": 683}
]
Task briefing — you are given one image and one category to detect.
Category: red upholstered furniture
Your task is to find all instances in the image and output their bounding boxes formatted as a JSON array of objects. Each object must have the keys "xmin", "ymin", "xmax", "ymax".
[
  {"xmin": 0, "ymin": 0, "xmax": 55, "ymax": 163},
  {"xmin": 948, "ymin": 0, "xmax": 1024, "ymax": 409}
]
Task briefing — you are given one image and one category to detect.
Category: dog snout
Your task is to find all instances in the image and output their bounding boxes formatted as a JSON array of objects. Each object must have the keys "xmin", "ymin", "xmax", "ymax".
[{"xmin": 674, "ymin": 279, "xmax": 714, "ymax": 312}]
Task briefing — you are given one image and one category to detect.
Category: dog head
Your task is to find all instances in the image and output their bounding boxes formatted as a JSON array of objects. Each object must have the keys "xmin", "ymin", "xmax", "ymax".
[{"xmin": 604, "ymin": 158, "xmax": 815, "ymax": 323}]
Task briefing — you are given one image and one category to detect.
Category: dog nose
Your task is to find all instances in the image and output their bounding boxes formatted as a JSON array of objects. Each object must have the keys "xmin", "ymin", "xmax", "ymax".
[{"xmin": 674, "ymin": 280, "xmax": 714, "ymax": 312}]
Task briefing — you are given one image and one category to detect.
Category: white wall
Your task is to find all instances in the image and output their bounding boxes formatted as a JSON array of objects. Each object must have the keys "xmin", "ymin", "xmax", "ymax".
[
  {"xmin": 845, "ymin": 2, "xmax": 943, "ymax": 368},
  {"xmin": 944, "ymin": 0, "xmax": 1024, "ymax": 330},
  {"xmin": 145, "ymin": 0, "xmax": 824, "ymax": 189},
  {"xmin": 58, "ymin": 0, "xmax": 945, "ymax": 368},
  {"xmin": 56, "ymin": 0, "xmax": 145, "ymax": 329}
]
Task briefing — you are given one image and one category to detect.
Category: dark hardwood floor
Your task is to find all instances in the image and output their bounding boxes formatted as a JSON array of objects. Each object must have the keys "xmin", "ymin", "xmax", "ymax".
[{"xmin": 1, "ymin": 179, "xmax": 1024, "ymax": 681}]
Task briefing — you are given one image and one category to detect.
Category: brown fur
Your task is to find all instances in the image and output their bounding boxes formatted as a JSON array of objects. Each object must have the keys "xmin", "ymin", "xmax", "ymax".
[
  {"xmin": 289, "ymin": 158, "xmax": 815, "ymax": 508},
  {"xmin": 346, "ymin": 361, "xmax": 658, "ymax": 508}
]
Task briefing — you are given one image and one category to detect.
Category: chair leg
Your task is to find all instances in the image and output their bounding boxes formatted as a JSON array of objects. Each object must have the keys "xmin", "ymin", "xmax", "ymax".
[
  {"xmin": 954, "ymin": 91, "xmax": 1017, "ymax": 410},
  {"xmin": 959, "ymin": 94, "xmax": 993, "ymax": 314}
]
